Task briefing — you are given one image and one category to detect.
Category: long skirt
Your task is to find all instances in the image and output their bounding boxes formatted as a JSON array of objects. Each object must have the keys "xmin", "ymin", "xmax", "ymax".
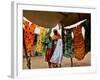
[
  {"xmin": 50, "ymin": 39, "xmax": 63, "ymax": 64},
  {"xmin": 45, "ymin": 48, "xmax": 53, "ymax": 62}
]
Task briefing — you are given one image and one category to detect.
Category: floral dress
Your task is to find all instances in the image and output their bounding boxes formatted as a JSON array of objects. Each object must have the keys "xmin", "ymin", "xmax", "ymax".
[{"xmin": 23, "ymin": 21, "xmax": 36, "ymax": 56}]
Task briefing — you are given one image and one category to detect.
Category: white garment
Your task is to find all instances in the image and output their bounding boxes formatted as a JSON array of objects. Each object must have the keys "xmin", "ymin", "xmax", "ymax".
[
  {"xmin": 50, "ymin": 39, "xmax": 63, "ymax": 64},
  {"xmin": 34, "ymin": 25, "xmax": 40, "ymax": 35}
]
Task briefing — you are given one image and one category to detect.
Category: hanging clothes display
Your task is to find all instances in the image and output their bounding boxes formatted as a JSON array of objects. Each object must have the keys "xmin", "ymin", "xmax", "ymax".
[
  {"xmin": 23, "ymin": 21, "xmax": 36, "ymax": 56},
  {"xmin": 72, "ymin": 25, "xmax": 85, "ymax": 60},
  {"xmin": 50, "ymin": 39, "xmax": 63, "ymax": 64},
  {"xmin": 82, "ymin": 20, "xmax": 91, "ymax": 53},
  {"xmin": 35, "ymin": 27, "xmax": 48, "ymax": 53},
  {"xmin": 64, "ymin": 29, "xmax": 73, "ymax": 58}
]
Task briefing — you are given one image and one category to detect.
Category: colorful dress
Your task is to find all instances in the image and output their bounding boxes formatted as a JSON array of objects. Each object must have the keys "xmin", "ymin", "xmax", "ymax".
[
  {"xmin": 72, "ymin": 25, "xmax": 85, "ymax": 60},
  {"xmin": 42, "ymin": 29, "xmax": 52, "ymax": 56},
  {"xmin": 35, "ymin": 27, "xmax": 48, "ymax": 53},
  {"xmin": 64, "ymin": 29, "xmax": 73, "ymax": 58},
  {"xmin": 23, "ymin": 22, "xmax": 36, "ymax": 56}
]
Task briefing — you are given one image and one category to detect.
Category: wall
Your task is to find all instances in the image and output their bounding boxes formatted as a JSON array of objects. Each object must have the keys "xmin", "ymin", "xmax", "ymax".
[{"xmin": 0, "ymin": 0, "xmax": 99, "ymax": 80}]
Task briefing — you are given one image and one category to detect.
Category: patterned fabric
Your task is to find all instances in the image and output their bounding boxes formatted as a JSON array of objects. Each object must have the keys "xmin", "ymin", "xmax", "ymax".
[
  {"xmin": 23, "ymin": 21, "xmax": 36, "ymax": 55},
  {"xmin": 35, "ymin": 27, "xmax": 48, "ymax": 53},
  {"xmin": 64, "ymin": 29, "xmax": 73, "ymax": 58},
  {"xmin": 72, "ymin": 25, "xmax": 85, "ymax": 60},
  {"xmin": 42, "ymin": 29, "xmax": 52, "ymax": 56}
]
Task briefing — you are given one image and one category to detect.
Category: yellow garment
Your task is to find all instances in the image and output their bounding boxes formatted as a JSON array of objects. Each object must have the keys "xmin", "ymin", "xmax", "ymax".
[{"xmin": 35, "ymin": 27, "xmax": 48, "ymax": 53}]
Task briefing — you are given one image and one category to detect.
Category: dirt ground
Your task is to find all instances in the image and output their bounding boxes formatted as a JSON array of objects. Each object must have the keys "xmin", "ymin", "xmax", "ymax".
[{"xmin": 23, "ymin": 52, "xmax": 91, "ymax": 69}]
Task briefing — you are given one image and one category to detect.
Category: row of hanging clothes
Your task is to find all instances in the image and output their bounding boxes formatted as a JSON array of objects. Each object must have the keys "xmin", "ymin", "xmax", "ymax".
[
  {"xmin": 23, "ymin": 18, "xmax": 62, "ymax": 56},
  {"xmin": 63, "ymin": 25, "xmax": 85, "ymax": 60},
  {"xmin": 23, "ymin": 19, "xmax": 51, "ymax": 69},
  {"xmin": 63, "ymin": 19, "xmax": 91, "ymax": 61},
  {"xmin": 23, "ymin": 17, "xmax": 91, "ymax": 68},
  {"xmin": 23, "ymin": 19, "xmax": 49, "ymax": 56}
]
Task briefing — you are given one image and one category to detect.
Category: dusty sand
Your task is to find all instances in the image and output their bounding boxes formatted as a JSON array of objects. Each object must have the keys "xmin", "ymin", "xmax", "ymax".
[{"xmin": 23, "ymin": 52, "xmax": 91, "ymax": 69}]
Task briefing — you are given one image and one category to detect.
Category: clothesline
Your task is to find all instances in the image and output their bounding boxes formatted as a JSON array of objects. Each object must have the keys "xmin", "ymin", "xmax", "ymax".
[
  {"xmin": 23, "ymin": 17, "xmax": 32, "ymax": 25},
  {"xmin": 64, "ymin": 19, "xmax": 87, "ymax": 29},
  {"xmin": 23, "ymin": 17, "xmax": 86, "ymax": 39},
  {"xmin": 23, "ymin": 16, "xmax": 87, "ymax": 29}
]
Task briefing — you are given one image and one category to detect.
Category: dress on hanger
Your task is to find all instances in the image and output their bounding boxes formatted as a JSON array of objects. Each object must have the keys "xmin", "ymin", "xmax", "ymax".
[
  {"xmin": 35, "ymin": 27, "xmax": 48, "ymax": 53},
  {"xmin": 72, "ymin": 25, "xmax": 85, "ymax": 60}
]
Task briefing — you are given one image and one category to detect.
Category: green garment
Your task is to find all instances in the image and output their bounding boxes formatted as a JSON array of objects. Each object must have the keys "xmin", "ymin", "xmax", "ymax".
[
  {"xmin": 64, "ymin": 29, "xmax": 73, "ymax": 58},
  {"xmin": 42, "ymin": 29, "xmax": 52, "ymax": 56}
]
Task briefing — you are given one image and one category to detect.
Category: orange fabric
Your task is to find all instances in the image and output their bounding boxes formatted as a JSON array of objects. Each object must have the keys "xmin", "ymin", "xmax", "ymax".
[
  {"xmin": 52, "ymin": 34, "xmax": 61, "ymax": 40},
  {"xmin": 23, "ymin": 21, "xmax": 36, "ymax": 55},
  {"xmin": 23, "ymin": 20, "xmax": 29, "ymax": 27},
  {"xmin": 73, "ymin": 25, "xmax": 85, "ymax": 60}
]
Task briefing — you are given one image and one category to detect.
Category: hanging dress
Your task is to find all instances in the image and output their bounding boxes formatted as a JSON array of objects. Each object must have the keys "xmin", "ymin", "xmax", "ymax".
[
  {"xmin": 23, "ymin": 22, "xmax": 36, "ymax": 56},
  {"xmin": 50, "ymin": 39, "xmax": 63, "ymax": 64},
  {"xmin": 72, "ymin": 25, "xmax": 85, "ymax": 60},
  {"xmin": 64, "ymin": 29, "xmax": 73, "ymax": 58},
  {"xmin": 35, "ymin": 27, "xmax": 48, "ymax": 53}
]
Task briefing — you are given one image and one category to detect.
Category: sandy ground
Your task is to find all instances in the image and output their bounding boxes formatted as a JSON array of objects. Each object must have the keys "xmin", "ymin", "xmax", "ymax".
[{"xmin": 23, "ymin": 52, "xmax": 91, "ymax": 69}]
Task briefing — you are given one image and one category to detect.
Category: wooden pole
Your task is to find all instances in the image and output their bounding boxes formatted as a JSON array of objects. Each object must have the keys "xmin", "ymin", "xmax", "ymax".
[{"xmin": 70, "ymin": 57, "xmax": 73, "ymax": 67}]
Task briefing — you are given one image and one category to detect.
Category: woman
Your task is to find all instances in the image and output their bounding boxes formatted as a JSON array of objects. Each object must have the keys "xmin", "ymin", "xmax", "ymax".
[
  {"xmin": 42, "ymin": 29, "xmax": 53, "ymax": 68},
  {"xmin": 50, "ymin": 29, "xmax": 63, "ymax": 68},
  {"xmin": 45, "ymin": 36, "xmax": 53, "ymax": 68}
]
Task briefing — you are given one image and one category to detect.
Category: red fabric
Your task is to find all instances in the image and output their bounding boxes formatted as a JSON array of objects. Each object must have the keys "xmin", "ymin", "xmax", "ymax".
[
  {"xmin": 23, "ymin": 21, "xmax": 36, "ymax": 55},
  {"xmin": 45, "ymin": 48, "xmax": 52, "ymax": 62}
]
